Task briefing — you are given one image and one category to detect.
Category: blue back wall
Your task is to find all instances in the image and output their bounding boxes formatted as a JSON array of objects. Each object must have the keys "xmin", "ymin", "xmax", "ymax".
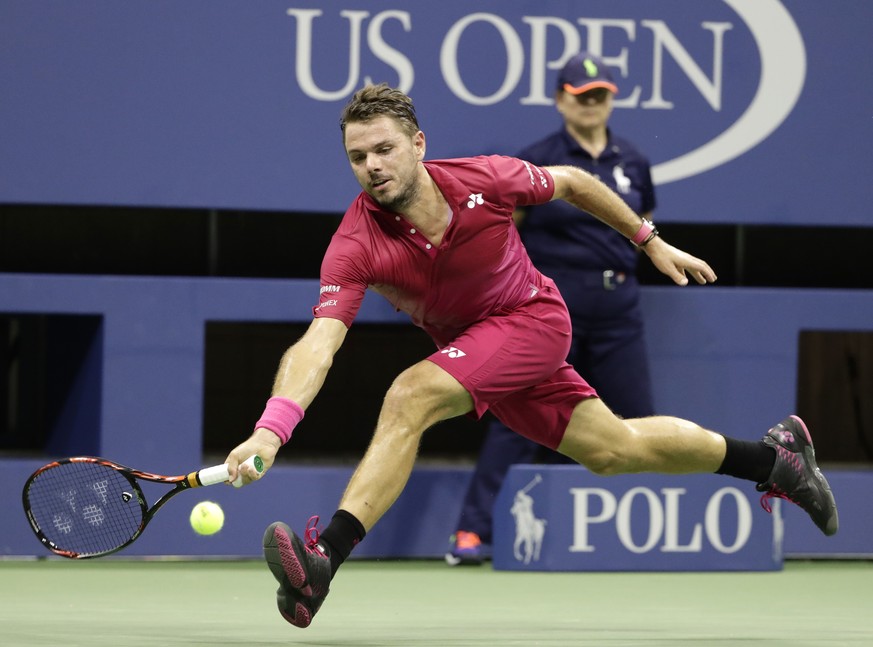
[
  {"xmin": 1, "ymin": 275, "xmax": 871, "ymax": 558},
  {"xmin": 2, "ymin": 1, "xmax": 871, "ymax": 224}
]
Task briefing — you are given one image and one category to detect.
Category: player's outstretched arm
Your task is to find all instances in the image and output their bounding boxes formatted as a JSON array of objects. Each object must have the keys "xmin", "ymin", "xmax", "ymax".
[
  {"xmin": 225, "ymin": 316, "xmax": 349, "ymax": 484},
  {"xmin": 546, "ymin": 164, "xmax": 716, "ymax": 286},
  {"xmin": 642, "ymin": 236, "xmax": 717, "ymax": 286},
  {"xmin": 547, "ymin": 164, "xmax": 643, "ymax": 236}
]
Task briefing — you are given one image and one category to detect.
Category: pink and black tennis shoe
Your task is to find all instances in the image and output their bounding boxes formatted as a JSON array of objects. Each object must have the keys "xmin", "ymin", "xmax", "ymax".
[
  {"xmin": 757, "ymin": 415, "xmax": 838, "ymax": 536},
  {"xmin": 263, "ymin": 516, "xmax": 331, "ymax": 628}
]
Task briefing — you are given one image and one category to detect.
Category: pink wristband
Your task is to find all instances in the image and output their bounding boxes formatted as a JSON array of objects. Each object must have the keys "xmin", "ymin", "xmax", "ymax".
[
  {"xmin": 631, "ymin": 219, "xmax": 656, "ymax": 246},
  {"xmin": 255, "ymin": 396, "xmax": 304, "ymax": 445}
]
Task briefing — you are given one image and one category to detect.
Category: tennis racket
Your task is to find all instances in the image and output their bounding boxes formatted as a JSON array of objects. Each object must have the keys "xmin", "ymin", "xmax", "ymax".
[{"xmin": 22, "ymin": 454, "xmax": 263, "ymax": 559}]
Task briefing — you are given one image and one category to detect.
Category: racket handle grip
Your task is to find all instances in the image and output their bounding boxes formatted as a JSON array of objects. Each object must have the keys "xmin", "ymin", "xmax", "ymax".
[{"xmin": 232, "ymin": 454, "xmax": 264, "ymax": 488}]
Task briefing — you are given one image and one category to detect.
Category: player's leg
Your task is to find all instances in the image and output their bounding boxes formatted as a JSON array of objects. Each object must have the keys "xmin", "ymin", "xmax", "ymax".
[
  {"xmin": 265, "ymin": 358, "xmax": 473, "ymax": 628},
  {"xmin": 558, "ymin": 285, "xmax": 835, "ymax": 535},
  {"xmin": 337, "ymin": 289, "xmax": 573, "ymax": 532},
  {"xmin": 338, "ymin": 359, "xmax": 474, "ymax": 529},
  {"xmin": 266, "ymin": 289, "xmax": 577, "ymax": 627},
  {"xmin": 557, "ymin": 398, "xmax": 838, "ymax": 535},
  {"xmin": 556, "ymin": 397, "xmax": 726, "ymax": 475}
]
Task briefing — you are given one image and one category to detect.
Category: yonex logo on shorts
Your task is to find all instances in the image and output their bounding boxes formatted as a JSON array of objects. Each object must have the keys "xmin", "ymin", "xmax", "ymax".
[
  {"xmin": 466, "ymin": 193, "xmax": 483, "ymax": 209},
  {"xmin": 441, "ymin": 346, "xmax": 466, "ymax": 358}
]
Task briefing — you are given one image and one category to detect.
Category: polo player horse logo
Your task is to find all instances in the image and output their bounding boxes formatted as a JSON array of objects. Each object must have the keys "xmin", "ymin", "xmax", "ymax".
[{"xmin": 511, "ymin": 474, "xmax": 546, "ymax": 564}]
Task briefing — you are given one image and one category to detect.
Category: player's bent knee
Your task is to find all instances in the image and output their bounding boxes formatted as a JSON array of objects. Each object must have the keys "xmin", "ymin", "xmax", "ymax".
[
  {"xmin": 385, "ymin": 363, "xmax": 447, "ymax": 407},
  {"xmin": 560, "ymin": 408, "xmax": 643, "ymax": 476},
  {"xmin": 381, "ymin": 361, "xmax": 472, "ymax": 430},
  {"xmin": 581, "ymin": 450, "xmax": 631, "ymax": 476},
  {"xmin": 558, "ymin": 438, "xmax": 629, "ymax": 475}
]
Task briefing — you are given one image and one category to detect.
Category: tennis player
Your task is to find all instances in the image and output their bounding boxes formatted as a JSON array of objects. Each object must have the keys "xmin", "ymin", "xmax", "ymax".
[{"xmin": 225, "ymin": 83, "xmax": 838, "ymax": 629}]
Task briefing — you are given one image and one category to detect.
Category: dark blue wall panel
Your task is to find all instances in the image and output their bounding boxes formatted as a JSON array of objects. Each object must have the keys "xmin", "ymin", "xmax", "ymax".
[{"xmin": 1, "ymin": 274, "xmax": 871, "ymax": 557}]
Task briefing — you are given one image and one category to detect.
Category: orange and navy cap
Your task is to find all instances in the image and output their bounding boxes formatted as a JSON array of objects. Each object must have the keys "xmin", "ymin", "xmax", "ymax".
[{"xmin": 558, "ymin": 52, "xmax": 619, "ymax": 95}]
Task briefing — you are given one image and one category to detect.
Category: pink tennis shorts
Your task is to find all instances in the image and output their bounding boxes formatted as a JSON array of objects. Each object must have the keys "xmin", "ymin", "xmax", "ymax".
[{"xmin": 426, "ymin": 281, "xmax": 598, "ymax": 450}]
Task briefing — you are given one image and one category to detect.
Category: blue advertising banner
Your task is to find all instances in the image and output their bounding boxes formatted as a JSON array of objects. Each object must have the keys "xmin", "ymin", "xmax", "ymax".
[
  {"xmin": 1, "ymin": 1, "xmax": 871, "ymax": 224},
  {"xmin": 493, "ymin": 465, "xmax": 782, "ymax": 572}
]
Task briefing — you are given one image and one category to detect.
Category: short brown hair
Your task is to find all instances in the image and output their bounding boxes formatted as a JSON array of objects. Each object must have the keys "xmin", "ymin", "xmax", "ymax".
[{"xmin": 340, "ymin": 83, "xmax": 420, "ymax": 138}]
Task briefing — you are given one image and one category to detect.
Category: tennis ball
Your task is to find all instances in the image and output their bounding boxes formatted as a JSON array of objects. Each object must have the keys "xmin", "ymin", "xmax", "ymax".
[{"xmin": 190, "ymin": 501, "xmax": 224, "ymax": 536}]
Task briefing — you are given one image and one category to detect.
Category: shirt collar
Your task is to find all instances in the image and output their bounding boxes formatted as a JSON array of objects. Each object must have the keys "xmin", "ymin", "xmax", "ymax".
[
  {"xmin": 560, "ymin": 127, "xmax": 620, "ymax": 159},
  {"xmin": 360, "ymin": 160, "xmax": 470, "ymax": 219}
]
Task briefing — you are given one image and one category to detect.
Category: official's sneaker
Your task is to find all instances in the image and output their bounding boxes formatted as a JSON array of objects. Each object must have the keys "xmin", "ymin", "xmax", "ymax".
[
  {"xmin": 757, "ymin": 415, "xmax": 839, "ymax": 536},
  {"xmin": 445, "ymin": 530, "xmax": 484, "ymax": 566},
  {"xmin": 263, "ymin": 517, "xmax": 331, "ymax": 628}
]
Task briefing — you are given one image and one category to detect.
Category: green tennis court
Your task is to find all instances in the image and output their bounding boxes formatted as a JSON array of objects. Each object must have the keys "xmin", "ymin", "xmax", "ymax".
[{"xmin": 1, "ymin": 559, "xmax": 871, "ymax": 646}]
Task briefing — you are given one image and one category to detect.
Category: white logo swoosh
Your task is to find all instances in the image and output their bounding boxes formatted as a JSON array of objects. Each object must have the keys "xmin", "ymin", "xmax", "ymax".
[{"xmin": 652, "ymin": 0, "xmax": 806, "ymax": 184}]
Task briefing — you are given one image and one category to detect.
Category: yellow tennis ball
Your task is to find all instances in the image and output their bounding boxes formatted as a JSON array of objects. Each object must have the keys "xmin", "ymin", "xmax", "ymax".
[{"xmin": 190, "ymin": 501, "xmax": 224, "ymax": 536}]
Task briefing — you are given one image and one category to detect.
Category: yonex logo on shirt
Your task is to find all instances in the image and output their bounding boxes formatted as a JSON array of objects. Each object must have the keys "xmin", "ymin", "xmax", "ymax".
[
  {"xmin": 441, "ymin": 346, "xmax": 467, "ymax": 358},
  {"xmin": 467, "ymin": 193, "xmax": 483, "ymax": 209}
]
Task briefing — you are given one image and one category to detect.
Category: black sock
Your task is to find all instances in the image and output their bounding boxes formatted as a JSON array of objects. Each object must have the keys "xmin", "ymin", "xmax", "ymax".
[
  {"xmin": 715, "ymin": 436, "xmax": 776, "ymax": 483},
  {"xmin": 318, "ymin": 509, "xmax": 366, "ymax": 578}
]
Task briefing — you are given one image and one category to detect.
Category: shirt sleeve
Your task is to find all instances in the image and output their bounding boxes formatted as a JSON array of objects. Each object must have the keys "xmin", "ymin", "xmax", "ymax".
[
  {"xmin": 640, "ymin": 161, "xmax": 657, "ymax": 214},
  {"xmin": 313, "ymin": 234, "xmax": 369, "ymax": 328},
  {"xmin": 485, "ymin": 155, "xmax": 555, "ymax": 209}
]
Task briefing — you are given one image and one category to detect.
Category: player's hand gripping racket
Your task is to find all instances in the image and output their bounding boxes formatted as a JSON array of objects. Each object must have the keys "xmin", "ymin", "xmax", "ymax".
[{"xmin": 21, "ymin": 455, "xmax": 263, "ymax": 559}]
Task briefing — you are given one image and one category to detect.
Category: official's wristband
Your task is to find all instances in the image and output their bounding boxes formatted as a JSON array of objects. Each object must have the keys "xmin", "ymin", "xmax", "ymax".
[
  {"xmin": 255, "ymin": 396, "xmax": 304, "ymax": 445},
  {"xmin": 631, "ymin": 219, "xmax": 659, "ymax": 247}
]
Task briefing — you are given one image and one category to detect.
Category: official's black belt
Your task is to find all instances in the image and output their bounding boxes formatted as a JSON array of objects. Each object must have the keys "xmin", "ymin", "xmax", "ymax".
[{"xmin": 574, "ymin": 270, "xmax": 632, "ymax": 290}]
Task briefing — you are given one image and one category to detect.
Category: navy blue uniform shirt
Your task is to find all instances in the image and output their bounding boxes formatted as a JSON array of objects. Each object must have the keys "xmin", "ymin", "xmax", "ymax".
[{"xmin": 517, "ymin": 128, "xmax": 656, "ymax": 274}]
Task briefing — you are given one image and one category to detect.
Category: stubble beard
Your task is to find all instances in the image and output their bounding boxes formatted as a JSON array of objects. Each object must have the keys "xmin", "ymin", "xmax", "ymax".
[{"xmin": 373, "ymin": 173, "xmax": 420, "ymax": 213}]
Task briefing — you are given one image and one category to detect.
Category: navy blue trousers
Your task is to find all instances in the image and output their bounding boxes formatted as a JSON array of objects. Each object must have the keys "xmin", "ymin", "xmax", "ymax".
[{"xmin": 455, "ymin": 269, "xmax": 655, "ymax": 543}]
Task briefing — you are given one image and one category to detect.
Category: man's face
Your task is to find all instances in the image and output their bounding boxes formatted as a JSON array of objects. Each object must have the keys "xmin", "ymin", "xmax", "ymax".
[
  {"xmin": 555, "ymin": 87, "xmax": 614, "ymax": 130},
  {"xmin": 344, "ymin": 116, "xmax": 425, "ymax": 212}
]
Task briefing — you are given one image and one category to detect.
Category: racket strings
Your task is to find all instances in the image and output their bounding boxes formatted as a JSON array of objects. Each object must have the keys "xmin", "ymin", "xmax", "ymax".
[{"xmin": 25, "ymin": 462, "xmax": 145, "ymax": 557}]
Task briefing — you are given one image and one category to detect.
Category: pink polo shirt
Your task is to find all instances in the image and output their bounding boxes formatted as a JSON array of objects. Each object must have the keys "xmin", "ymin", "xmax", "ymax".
[
  {"xmin": 315, "ymin": 155, "xmax": 555, "ymax": 347},
  {"xmin": 315, "ymin": 155, "xmax": 597, "ymax": 448}
]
